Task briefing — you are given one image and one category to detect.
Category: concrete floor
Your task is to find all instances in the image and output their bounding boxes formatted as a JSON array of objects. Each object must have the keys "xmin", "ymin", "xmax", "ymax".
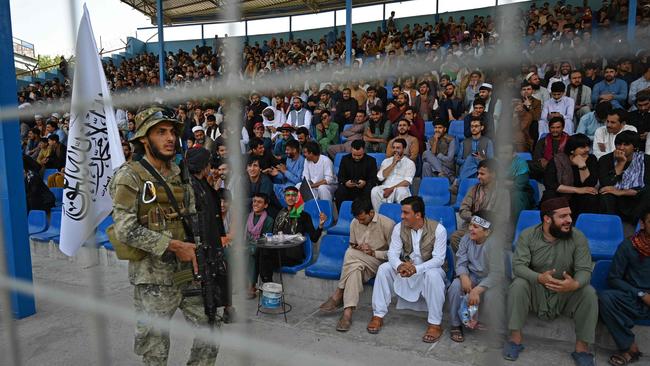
[{"xmin": 0, "ymin": 251, "xmax": 648, "ymax": 366}]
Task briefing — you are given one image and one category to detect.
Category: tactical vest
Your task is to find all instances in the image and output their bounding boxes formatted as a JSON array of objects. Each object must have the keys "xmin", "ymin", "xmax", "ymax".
[
  {"xmin": 108, "ymin": 161, "xmax": 189, "ymax": 261},
  {"xmin": 399, "ymin": 219, "xmax": 439, "ymax": 262}
]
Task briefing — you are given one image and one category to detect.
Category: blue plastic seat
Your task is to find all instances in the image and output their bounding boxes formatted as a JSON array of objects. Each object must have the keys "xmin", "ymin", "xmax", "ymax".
[
  {"xmin": 95, "ymin": 215, "xmax": 114, "ymax": 247},
  {"xmin": 425, "ymin": 205, "xmax": 457, "ymax": 234},
  {"xmin": 340, "ymin": 124, "xmax": 353, "ymax": 143},
  {"xmin": 448, "ymin": 120, "xmax": 465, "ymax": 141},
  {"xmin": 328, "ymin": 201, "xmax": 353, "ymax": 236},
  {"xmin": 589, "ymin": 259, "xmax": 650, "ymax": 326},
  {"xmin": 378, "ymin": 203, "xmax": 402, "ymax": 223},
  {"xmin": 30, "ymin": 209, "xmax": 62, "ymax": 241},
  {"xmin": 368, "ymin": 153, "xmax": 386, "ymax": 168},
  {"xmin": 304, "ymin": 199, "xmax": 334, "ymax": 229},
  {"xmin": 445, "ymin": 245, "xmax": 455, "ymax": 284},
  {"xmin": 281, "ymin": 237, "xmax": 313, "ymax": 274},
  {"xmin": 42, "ymin": 168, "xmax": 58, "ymax": 184},
  {"xmin": 516, "ymin": 152, "xmax": 533, "ymax": 161},
  {"xmin": 419, "ymin": 177, "xmax": 451, "ymax": 206},
  {"xmin": 424, "ymin": 121, "xmax": 434, "ymax": 139},
  {"xmin": 529, "ymin": 180, "xmax": 540, "ymax": 206},
  {"xmin": 51, "ymin": 187, "xmax": 64, "ymax": 207},
  {"xmin": 452, "ymin": 178, "xmax": 479, "ymax": 211},
  {"xmin": 591, "ymin": 260, "xmax": 611, "ymax": 293},
  {"xmin": 305, "ymin": 235, "xmax": 350, "ymax": 279},
  {"xmin": 576, "ymin": 213, "xmax": 624, "ymax": 261},
  {"xmin": 28, "ymin": 210, "xmax": 48, "ymax": 235},
  {"xmin": 333, "ymin": 152, "xmax": 346, "ymax": 175},
  {"xmin": 512, "ymin": 210, "xmax": 541, "ymax": 250}
]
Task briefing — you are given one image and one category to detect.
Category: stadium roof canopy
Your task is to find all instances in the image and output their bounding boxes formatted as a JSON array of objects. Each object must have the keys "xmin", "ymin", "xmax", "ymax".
[{"xmin": 122, "ymin": 0, "xmax": 398, "ymax": 25}]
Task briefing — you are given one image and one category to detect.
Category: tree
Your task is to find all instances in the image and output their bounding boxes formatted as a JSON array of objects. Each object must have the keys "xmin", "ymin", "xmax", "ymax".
[{"xmin": 37, "ymin": 55, "xmax": 63, "ymax": 72}]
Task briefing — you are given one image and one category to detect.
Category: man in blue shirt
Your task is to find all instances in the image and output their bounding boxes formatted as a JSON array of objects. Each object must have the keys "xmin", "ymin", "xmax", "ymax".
[
  {"xmin": 269, "ymin": 139, "xmax": 304, "ymax": 203},
  {"xmin": 592, "ymin": 66, "xmax": 628, "ymax": 109},
  {"xmin": 577, "ymin": 101, "xmax": 612, "ymax": 141}
]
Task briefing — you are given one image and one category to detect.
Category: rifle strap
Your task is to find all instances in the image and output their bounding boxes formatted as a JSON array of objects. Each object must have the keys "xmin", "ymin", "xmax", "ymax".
[{"xmin": 139, "ymin": 159, "xmax": 194, "ymax": 237}]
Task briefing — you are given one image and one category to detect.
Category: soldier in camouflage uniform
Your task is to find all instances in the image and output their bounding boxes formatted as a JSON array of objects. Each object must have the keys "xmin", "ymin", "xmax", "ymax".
[{"xmin": 110, "ymin": 106, "xmax": 219, "ymax": 366}]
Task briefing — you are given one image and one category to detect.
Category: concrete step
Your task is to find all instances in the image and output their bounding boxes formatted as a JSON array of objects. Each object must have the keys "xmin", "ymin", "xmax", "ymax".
[{"xmin": 30, "ymin": 238, "xmax": 650, "ymax": 352}]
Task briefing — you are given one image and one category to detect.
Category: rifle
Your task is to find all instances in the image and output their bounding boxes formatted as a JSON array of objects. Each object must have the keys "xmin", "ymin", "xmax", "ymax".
[{"xmin": 176, "ymin": 210, "xmax": 228, "ymax": 326}]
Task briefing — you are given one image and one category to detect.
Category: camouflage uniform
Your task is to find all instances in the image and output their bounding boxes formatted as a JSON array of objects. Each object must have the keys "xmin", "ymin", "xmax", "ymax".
[{"xmin": 110, "ymin": 107, "xmax": 219, "ymax": 366}]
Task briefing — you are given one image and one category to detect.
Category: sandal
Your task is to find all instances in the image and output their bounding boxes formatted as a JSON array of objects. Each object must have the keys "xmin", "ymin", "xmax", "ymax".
[
  {"xmin": 366, "ymin": 316, "xmax": 383, "ymax": 334},
  {"xmin": 450, "ymin": 326, "xmax": 464, "ymax": 343},
  {"xmin": 336, "ymin": 315, "xmax": 352, "ymax": 332},
  {"xmin": 571, "ymin": 352, "xmax": 595, "ymax": 366},
  {"xmin": 502, "ymin": 341, "xmax": 525, "ymax": 361},
  {"xmin": 609, "ymin": 351, "xmax": 641, "ymax": 366},
  {"xmin": 319, "ymin": 297, "xmax": 343, "ymax": 312},
  {"xmin": 422, "ymin": 324, "xmax": 442, "ymax": 343}
]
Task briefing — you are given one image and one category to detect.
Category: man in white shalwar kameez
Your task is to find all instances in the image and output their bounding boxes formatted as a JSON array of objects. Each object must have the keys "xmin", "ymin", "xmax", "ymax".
[{"xmin": 366, "ymin": 196, "xmax": 448, "ymax": 343}]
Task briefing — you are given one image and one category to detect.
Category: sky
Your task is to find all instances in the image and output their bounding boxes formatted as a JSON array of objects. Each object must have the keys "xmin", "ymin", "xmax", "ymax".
[{"xmin": 9, "ymin": 0, "xmax": 521, "ymax": 58}]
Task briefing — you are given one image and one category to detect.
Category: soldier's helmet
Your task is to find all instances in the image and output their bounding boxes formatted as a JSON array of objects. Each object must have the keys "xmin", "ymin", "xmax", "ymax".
[{"xmin": 130, "ymin": 106, "xmax": 183, "ymax": 142}]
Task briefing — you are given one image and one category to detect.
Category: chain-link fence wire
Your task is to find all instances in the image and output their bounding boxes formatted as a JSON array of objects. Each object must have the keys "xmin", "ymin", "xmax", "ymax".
[{"xmin": 2, "ymin": 1, "xmax": 649, "ymax": 364}]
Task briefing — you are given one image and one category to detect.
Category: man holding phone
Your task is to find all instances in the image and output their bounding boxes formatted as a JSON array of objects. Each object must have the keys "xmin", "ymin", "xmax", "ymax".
[{"xmin": 319, "ymin": 199, "xmax": 395, "ymax": 331}]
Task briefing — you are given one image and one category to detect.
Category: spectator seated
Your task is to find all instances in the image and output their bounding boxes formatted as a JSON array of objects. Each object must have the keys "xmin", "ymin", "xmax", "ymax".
[
  {"xmin": 27, "ymin": 210, "xmax": 48, "ymax": 235},
  {"xmin": 305, "ymin": 235, "xmax": 350, "ymax": 279},
  {"xmin": 328, "ymin": 200, "xmax": 353, "ymax": 236},
  {"xmin": 575, "ymin": 213, "xmax": 624, "ymax": 261}
]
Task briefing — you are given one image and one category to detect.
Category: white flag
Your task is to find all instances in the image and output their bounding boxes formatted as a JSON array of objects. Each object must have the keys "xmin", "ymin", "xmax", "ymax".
[{"xmin": 60, "ymin": 4, "xmax": 125, "ymax": 256}]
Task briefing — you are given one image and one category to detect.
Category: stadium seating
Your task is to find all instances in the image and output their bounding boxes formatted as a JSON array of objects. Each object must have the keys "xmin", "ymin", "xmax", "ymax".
[
  {"xmin": 590, "ymin": 259, "xmax": 650, "ymax": 326},
  {"xmin": 304, "ymin": 199, "xmax": 334, "ymax": 229},
  {"xmin": 27, "ymin": 210, "xmax": 48, "ymax": 235},
  {"xmin": 424, "ymin": 121, "xmax": 434, "ymax": 139},
  {"xmin": 340, "ymin": 124, "xmax": 353, "ymax": 143},
  {"xmin": 281, "ymin": 237, "xmax": 313, "ymax": 274},
  {"xmin": 30, "ymin": 209, "xmax": 62, "ymax": 242},
  {"xmin": 448, "ymin": 120, "xmax": 465, "ymax": 141},
  {"xmin": 42, "ymin": 169, "xmax": 58, "ymax": 184},
  {"xmin": 378, "ymin": 203, "xmax": 402, "ymax": 223},
  {"xmin": 305, "ymin": 235, "xmax": 350, "ymax": 279},
  {"xmin": 425, "ymin": 205, "xmax": 457, "ymax": 234},
  {"xmin": 51, "ymin": 187, "xmax": 64, "ymax": 207},
  {"xmin": 576, "ymin": 213, "xmax": 624, "ymax": 261},
  {"xmin": 368, "ymin": 153, "xmax": 386, "ymax": 168},
  {"xmin": 452, "ymin": 178, "xmax": 479, "ymax": 210},
  {"xmin": 333, "ymin": 152, "xmax": 345, "ymax": 174},
  {"xmin": 529, "ymin": 179, "xmax": 540, "ymax": 206},
  {"xmin": 512, "ymin": 210, "xmax": 541, "ymax": 250},
  {"xmin": 516, "ymin": 152, "xmax": 533, "ymax": 161},
  {"xmin": 590, "ymin": 260, "xmax": 611, "ymax": 293},
  {"xmin": 419, "ymin": 177, "xmax": 451, "ymax": 206},
  {"xmin": 328, "ymin": 201, "xmax": 353, "ymax": 235},
  {"xmin": 445, "ymin": 245, "xmax": 455, "ymax": 284},
  {"xmin": 95, "ymin": 215, "xmax": 114, "ymax": 247}
]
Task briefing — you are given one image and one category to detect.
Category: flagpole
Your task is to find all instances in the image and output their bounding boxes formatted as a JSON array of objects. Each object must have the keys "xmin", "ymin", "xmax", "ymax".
[{"xmin": 306, "ymin": 182, "xmax": 321, "ymax": 214}]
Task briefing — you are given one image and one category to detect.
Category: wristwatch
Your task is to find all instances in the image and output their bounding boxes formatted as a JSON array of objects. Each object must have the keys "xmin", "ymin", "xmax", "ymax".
[{"xmin": 638, "ymin": 291, "xmax": 647, "ymax": 298}]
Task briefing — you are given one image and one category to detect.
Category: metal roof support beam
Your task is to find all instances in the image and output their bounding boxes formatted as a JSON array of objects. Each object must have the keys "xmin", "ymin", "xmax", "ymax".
[
  {"xmin": 289, "ymin": 16, "xmax": 293, "ymax": 41},
  {"xmin": 345, "ymin": 0, "xmax": 351, "ymax": 66},
  {"xmin": 382, "ymin": 3, "xmax": 386, "ymax": 32},
  {"xmin": 245, "ymin": 20, "xmax": 249, "ymax": 45},
  {"xmin": 333, "ymin": 10, "xmax": 337, "ymax": 37},
  {"xmin": 157, "ymin": 0, "xmax": 165, "ymax": 87},
  {"xmin": 628, "ymin": 0, "xmax": 637, "ymax": 45},
  {"xmin": 435, "ymin": 0, "xmax": 439, "ymax": 23}
]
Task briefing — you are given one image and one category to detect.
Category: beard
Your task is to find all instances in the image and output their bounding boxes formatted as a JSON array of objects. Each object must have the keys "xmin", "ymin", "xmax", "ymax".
[
  {"xmin": 147, "ymin": 137, "xmax": 175, "ymax": 162},
  {"xmin": 549, "ymin": 220, "xmax": 572, "ymax": 239}
]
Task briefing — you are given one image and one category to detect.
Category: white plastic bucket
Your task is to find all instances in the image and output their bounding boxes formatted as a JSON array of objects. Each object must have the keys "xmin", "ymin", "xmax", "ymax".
[{"xmin": 260, "ymin": 282, "xmax": 283, "ymax": 309}]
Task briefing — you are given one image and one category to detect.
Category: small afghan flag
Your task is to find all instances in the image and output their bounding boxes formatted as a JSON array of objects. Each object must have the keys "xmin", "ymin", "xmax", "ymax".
[{"xmin": 288, "ymin": 191, "xmax": 304, "ymax": 219}]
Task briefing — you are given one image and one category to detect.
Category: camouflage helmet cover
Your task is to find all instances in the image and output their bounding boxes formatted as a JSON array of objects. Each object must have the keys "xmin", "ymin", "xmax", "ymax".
[{"xmin": 130, "ymin": 106, "xmax": 183, "ymax": 142}]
